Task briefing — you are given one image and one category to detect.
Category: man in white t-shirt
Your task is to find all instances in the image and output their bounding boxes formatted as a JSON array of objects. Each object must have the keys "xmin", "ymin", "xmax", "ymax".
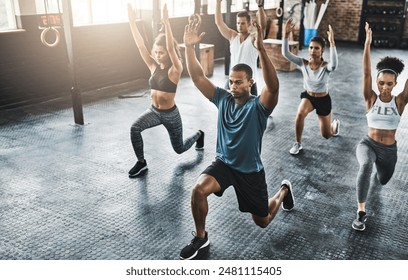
[{"xmin": 215, "ymin": 0, "xmax": 266, "ymax": 96}]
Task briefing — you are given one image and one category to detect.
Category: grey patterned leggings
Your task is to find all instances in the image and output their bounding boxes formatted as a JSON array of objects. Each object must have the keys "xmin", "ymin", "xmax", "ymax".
[
  {"xmin": 130, "ymin": 105, "xmax": 200, "ymax": 161},
  {"xmin": 355, "ymin": 136, "xmax": 398, "ymax": 203}
]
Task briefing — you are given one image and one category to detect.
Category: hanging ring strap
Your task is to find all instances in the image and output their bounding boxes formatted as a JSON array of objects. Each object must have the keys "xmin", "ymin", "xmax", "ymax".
[
  {"xmin": 276, "ymin": 7, "xmax": 283, "ymax": 17},
  {"xmin": 41, "ymin": 26, "xmax": 60, "ymax": 47},
  {"xmin": 40, "ymin": 0, "xmax": 60, "ymax": 47},
  {"xmin": 276, "ymin": 0, "xmax": 283, "ymax": 17}
]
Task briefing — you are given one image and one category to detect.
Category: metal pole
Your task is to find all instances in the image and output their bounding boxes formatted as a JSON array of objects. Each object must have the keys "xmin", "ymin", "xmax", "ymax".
[
  {"xmin": 224, "ymin": 0, "xmax": 232, "ymax": 76},
  {"xmin": 194, "ymin": 0, "xmax": 201, "ymax": 60},
  {"xmin": 299, "ymin": 0, "xmax": 306, "ymax": 49},
  {"xmin": 61, "ymin": 0, "xmax": 84, "ymax": 125},
  {"xmin": 194, "ymin": 0, "xmax": 201, "ymax": 14},
  {"xmin": 277, "ymin": 0, "xmax": 284, "ymax": 39}
]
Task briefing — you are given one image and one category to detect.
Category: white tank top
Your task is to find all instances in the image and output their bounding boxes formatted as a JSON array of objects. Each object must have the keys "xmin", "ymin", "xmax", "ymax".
[
  {"xmin": 230, "ymin": 35, "xmax": 258, "ymax": 81},
  {"xmin": 366, "ymin": 95, "xmax": 401, "ymax": 130}
]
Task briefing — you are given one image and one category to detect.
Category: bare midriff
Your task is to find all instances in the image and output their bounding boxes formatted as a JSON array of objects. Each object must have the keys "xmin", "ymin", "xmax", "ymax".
[
  {"xmin": 307, "ymin": 91, "xmax": 328, "ymax": 97},
  {"xmin": 151, "ymin": 90, "xmax": 176, "ymax": 110},
  {"xmin": 368, "ymin": 127, "xmax": 396, "ymax": 145}
]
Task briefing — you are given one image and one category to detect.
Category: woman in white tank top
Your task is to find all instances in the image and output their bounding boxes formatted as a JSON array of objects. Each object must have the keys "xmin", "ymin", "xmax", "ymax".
[{"xmin": 352, "ymin": 22, "xmax": 408, "ymax": 231}]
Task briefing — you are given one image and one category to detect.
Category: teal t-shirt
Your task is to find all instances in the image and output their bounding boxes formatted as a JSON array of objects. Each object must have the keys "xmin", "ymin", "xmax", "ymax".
[{"xmin": 211, "ymin": 87, "xmax": 273, "ymax": 173}]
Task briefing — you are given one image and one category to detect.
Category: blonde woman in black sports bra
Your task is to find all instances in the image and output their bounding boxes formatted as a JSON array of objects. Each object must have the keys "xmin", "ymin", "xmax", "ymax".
[
  {"xmin": 352, "ymin": 22, "xmax": 408, "ymax": 231},
  {"xmin": 127, "ymin": 4, "xmax": 204, "ymax": 177}
]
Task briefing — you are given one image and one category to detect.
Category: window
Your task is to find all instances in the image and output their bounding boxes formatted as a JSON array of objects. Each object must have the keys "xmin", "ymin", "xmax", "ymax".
[
  {"xmin": 206, "ymin": 0, "xmax": 279, "ymax": 14},
  {"xmin": 206, "ymin": 0, "xmax": 245, "ymax": 14},
  {"xmin": 0, "ymin": 0, "xmax": 17, "ymax": 31},
  {"xmin": 70, "ymin": 0, "xmax": 199, "ymax": 24},
  {"xmin": 166, "ymin": 0, "xmax": 194, "ymax": 17},
  {"xmin": 250, "ymin": 0, "xmax": 281, "ymax": 10},
  {"xmin": 69, "ymin": 0, "xmax": 202, "ymax": 25},
  {"xmin": 35, "ymin": 0, "xmax": 61, "ymax": 14},
  {"xmin": 70, "ymin": 0, "xmax": 147, "ymax": 26},
  {"xmin": 36, "ymin": 0, "xmax": 281, "ymax": 27}
]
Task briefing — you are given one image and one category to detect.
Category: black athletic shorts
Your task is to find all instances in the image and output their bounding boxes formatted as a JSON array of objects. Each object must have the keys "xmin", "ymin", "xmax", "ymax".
[
  {"xmin": 201, "ymin": 159, "xmax": 269, "ymax": 217},
  {"xmin": 300, "ymin": 91, "xmax": 332, "ymax": 116}
]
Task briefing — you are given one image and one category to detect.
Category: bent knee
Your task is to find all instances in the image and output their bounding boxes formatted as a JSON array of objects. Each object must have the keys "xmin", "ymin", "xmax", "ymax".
[
  {"xmin": 130, "ymin": 124, "xmax": 142, "ymax": 134},
  {"xmin": 359, "ymin": 162, "xmax": 373, "ymax": 172},
  {"xmin": 322, "ymin": 132, "xmax": 331, "ymax": 139},
  {"xmin": 296, "ymin": 111, "xmax": 309, "ymax": 120},
  {"xmin": 252, "ymin": 215, "xmax": 269, "ymax": 228},
  {"xmin": 255, "ymin": 221, "xmax": 269, "ymax": 228},
  {"xmin": 173, "ymin": 147, "xmax": 184, "ymax": 154},
  {"xmin": 378, "ymin": 175, "xmax": 392, "ymax": 186},
  {"xmin": 192, "ymin": 182, "xmax": 211, "ymax": 198},
  {"xmin": 192, "ymin": 175, "xmax": 222, "ymax": 199}
]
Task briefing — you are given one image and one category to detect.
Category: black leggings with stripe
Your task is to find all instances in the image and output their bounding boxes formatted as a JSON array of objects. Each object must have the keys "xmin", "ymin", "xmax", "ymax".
[{"xmin": 130, "ymin": 105, "xmax": 200, "ymax": 161}]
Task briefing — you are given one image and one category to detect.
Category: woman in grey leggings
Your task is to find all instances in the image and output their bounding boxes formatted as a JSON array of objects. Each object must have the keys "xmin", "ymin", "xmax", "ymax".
[
  {"xmin": 352, "ymin": 23, "xmax": 408, "ymax": 231},
  {"xmin": 127, "ymin": 4, "xmax": 203, "ymax": 177}
]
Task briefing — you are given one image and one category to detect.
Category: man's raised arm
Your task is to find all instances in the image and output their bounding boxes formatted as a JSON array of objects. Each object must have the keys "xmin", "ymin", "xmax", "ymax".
[
  {"xmin": 256, "ymin": 0, "xmax": 267, "ymax": 38},
  {"xmin": 255, "ymin": 21, "xmax": 279, "ymax": 111},
  {"xmin": 215, "ymin": 0, "xmax": 235, "ymax": 40},
  {"xmin": 183, "ymin": 15, "xmax": 216, "ymax": 100}
]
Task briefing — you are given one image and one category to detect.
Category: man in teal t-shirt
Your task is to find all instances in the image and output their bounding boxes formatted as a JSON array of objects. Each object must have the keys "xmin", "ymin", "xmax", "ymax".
[{"xmin": 179, "ymin": 17, "xmax": 295, "ymax": 260}]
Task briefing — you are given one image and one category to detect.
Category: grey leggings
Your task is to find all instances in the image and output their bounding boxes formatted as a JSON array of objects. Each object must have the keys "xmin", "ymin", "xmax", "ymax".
[
  {"xmin": 130, "ymin": 105, "xmax": 200, "ymax": 161},
  {"xmin": 355, "ymin": 136, "xmax": 397, "ymax": 203}
]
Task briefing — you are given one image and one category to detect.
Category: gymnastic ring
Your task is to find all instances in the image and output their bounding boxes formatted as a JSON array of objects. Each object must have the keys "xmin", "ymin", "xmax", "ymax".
[
  {"xmin": 276, "ymin": 7, "xmax": 283, "ymax": 17},
  {"xmin": 41, "ymin": 26, "xmax": 60, "ymax": 47}
]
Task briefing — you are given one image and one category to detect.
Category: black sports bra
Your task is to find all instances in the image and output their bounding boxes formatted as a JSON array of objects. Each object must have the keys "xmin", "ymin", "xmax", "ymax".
[{"xmin": 148, "ymin": 66, "xmax": 177, "ymax": 93}]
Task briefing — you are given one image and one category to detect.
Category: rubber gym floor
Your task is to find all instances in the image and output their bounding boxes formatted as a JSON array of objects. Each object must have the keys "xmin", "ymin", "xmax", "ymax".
[{"xmin": 1, "ymin": 43, "xmax": 407, "ymax": 260}]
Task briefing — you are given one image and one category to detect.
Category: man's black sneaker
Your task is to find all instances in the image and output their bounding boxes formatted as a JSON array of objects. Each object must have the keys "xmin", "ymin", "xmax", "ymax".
[
  {"xmin": 195, "ymin": 130, "xmax": 204, "ymax": 150},
  {"xmin": 180, "ymin": 231, "xmax": 209, "ymax": 260},
  {"xmin": 352, "ymin": 211, "xmax": 367, "ymax": 231},
  {"xmin": 281, "ymin": 179, "xmax": 294, "ymax": 211},
  {"xmin": 128, "ymin": 160, "xmax": 147, "ymax": 177}
]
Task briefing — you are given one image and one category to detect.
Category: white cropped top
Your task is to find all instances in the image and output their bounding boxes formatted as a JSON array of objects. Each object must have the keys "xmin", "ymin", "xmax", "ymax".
[
  {"xmin": 282, "ymin": 38, "xmax": 338, "ymax": 93},
  {"xmin": 366, "ymin": 95, "xmax": 401, "ymax": 130}
]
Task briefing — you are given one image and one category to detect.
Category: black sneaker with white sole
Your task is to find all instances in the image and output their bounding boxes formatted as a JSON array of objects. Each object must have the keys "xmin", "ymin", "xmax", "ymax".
[
  {"xmin": 180, "ymin": 231, "xmax": 209, "ymax": 260},
  {"xmin": 128, "ymin": 160, "xmax": 148, "ymax": 177},
  {"xmin": 352, "ymin": 211, "xmax": 367, "ymax": 231},
  {"xmin": 281, "ymin": 179, "xmax": 294, "ymax": 211}
]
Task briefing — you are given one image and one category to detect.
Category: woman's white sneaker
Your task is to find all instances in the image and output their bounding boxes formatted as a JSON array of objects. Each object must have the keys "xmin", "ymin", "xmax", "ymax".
[{"xmin": 289, "ymin": 142, "xmax": 303, "ymax": 155}]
